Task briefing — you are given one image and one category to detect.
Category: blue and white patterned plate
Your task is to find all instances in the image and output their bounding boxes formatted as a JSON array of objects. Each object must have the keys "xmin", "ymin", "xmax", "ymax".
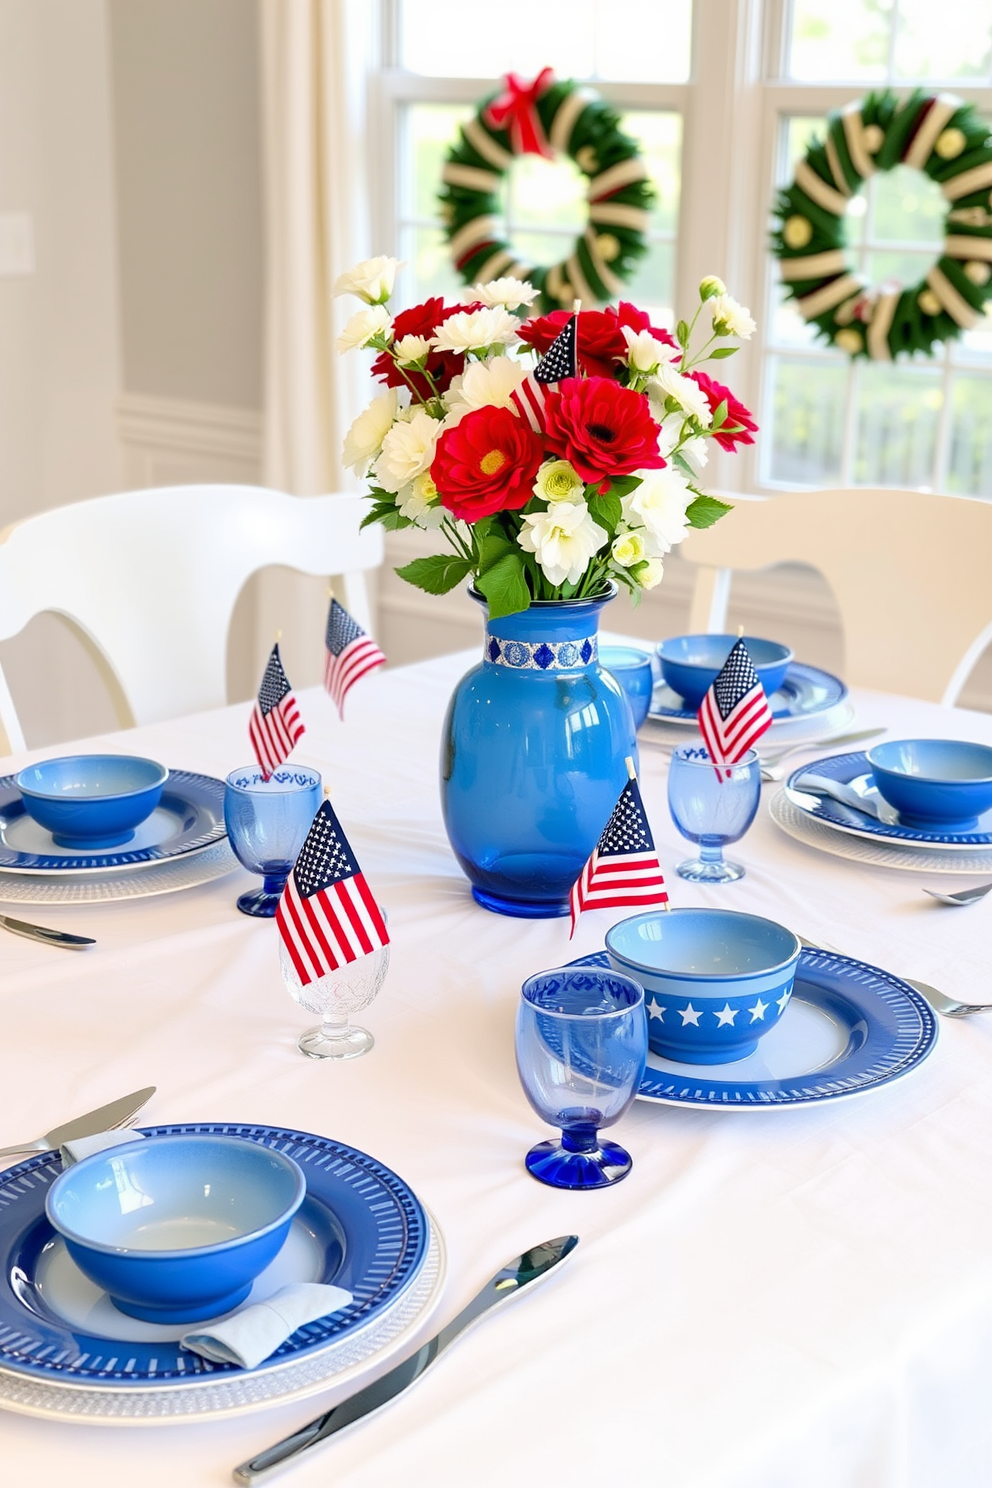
[
  {"xmin": 0, "ymin": 770, "xmax": 226, "ymax": 874},
  {"xmin": 0, "ymin": 1123, "xmax": 431, "ymax": 1413},
  {"xmin": 786, "ymin": 751, "xmax": 992, "ymax": 849},
  {"xmin": 648, "ymin": 661, "xmax": 847, "ymax": 725},
  {"xmin": 570, "ymin": 949, "xmax": 936, "ymax": 1110}
]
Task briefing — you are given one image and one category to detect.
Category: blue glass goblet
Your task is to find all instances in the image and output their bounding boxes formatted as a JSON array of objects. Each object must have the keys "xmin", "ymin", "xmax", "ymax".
[
  {"xmin": 515, "ymin": 967, "xmax": 647, "ymax": 1190},
  {"xmin": 667, "ymin": 745, "xmax": 761, "ymax": 884},
  {"xmin": 599, "ymin": 646, "xmax": 655, "ymax": 730},
  {"xmin": 224, "ymin": 766, "xmax": 322, "ymax": 917}
]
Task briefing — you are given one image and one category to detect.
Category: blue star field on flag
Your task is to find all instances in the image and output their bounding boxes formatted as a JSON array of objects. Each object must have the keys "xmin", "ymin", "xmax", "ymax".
[
  {"xmin": 510, "ymin": 314, "xmax": 578, "ymax": 432},
  {"xmin": 569, "ymin": 775, "xmax": 668, "ymax": 935},
  {"xmin": 249, "ymin": 643, "xmax": 305, "ymax": 779},
  {"xmin": 697, "ymin": 638, "xmax": 773, "ymax": 770},
  {"xmin": 324, "ymin": 598, "xmax": 386, "ymax": 718}
]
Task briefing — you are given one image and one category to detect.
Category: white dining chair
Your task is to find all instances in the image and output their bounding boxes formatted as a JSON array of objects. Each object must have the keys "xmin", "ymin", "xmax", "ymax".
[
  {"xmin": 0, "ymin": 485, "xmax": 383, "ymax": 754},
  {"xmin": 679, "ymin": 487, "xmax": 992, "ymax": 706}
]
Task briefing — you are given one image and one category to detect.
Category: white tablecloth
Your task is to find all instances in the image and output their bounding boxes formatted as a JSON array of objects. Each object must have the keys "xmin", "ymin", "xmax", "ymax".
[{"xmin": 2, "ymin": 653, "xmax": 992, "ymax": 1488}]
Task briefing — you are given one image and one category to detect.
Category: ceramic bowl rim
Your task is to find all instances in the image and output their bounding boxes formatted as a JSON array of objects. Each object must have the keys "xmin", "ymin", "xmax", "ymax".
[
  {"xmin": 655, "ymin": 633, "xmax": 795, "ymax": 670},
  {"xmin": 521, "ymin": 966, "xmax": 645, "ymax": 1018},
  {"xmin": 866, "ymin": 738, "xmax": 992, "ymax": 787},
  {"xmin": 605, "ymin": 907, "xmax": 801, "ymax": 985},
  {"xmin": 598, "ymin": 645, "xmax": 653, "ymax": 671},
  {"xmin": 224, "ymin": 765, "xmax": 322, "ymax": 796},
  {"xmin": 15, "ymin": 754, "xmax": 169, "ymax": 804},
  {"xmin": 45, "ymin": 1134, "xmax": 307, "ymax": 1259}
]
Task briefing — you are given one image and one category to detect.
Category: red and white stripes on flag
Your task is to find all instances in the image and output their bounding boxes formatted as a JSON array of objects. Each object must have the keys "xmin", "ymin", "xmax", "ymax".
[
  {"xmin": 324, "ymin": 598, "xmax": 386, "ymax": 718},
  {"xmin": 696, "ymin": 638, "xmax": 773, "ymax": 773},
  {"xmin": 249, "ymin": 644, "xmax": 305, "ymax": 780},
  {"xmin": 569, "ymin": 777, "xmax": 668, "ymax": 937},
  {"xmin": 276, "ymin": 799, "xmax": 389, "ymax": 986},
  {"xmin": 509, "ymin": 374, "xmax": 549, "ymax": 432},
  {"xmin": 509, "ymin": 315, "xmax": 578, "ymax": 433}
]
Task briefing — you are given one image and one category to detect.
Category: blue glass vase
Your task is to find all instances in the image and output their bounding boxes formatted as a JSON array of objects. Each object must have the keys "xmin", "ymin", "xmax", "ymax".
[{"xmin": 441, "ymin": 588, "xmax": 637, "ymax": 918}]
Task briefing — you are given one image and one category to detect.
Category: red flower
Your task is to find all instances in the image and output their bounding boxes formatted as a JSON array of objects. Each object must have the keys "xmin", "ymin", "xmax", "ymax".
[
  {"xmin": 371, "ymin": 298, "xmax": 481, "ymax": 398},
  {"xmin": 543, "ymin": 376, "xmax": 666, "ymax": 485},
  {"xmin": 431, "ymin": 405, "xmax": 545, "ymax": 523},
  {"xmin": 688, "ymin": 371, "xmax": 758, "ymax": 452},
  {"xmin": 518, "ymin": 302, "xmax": 679, "ymax": 380}
]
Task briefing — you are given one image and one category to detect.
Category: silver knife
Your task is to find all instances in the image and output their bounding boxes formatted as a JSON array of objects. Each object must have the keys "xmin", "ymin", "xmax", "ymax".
[
  {"xmin": 232, "ymin": 1234, "xmax": 580, "ymax": 1485},
  {"xmin": 0, "ymin": 913, "xmax": 96, "ymax": 949},
  {"xmin": 0, "ymin": 1086, "xmax": 156, "ymax": 1159}
]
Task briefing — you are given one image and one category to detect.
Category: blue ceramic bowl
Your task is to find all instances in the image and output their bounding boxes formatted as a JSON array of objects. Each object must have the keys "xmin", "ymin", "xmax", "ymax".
[
  {"xmin": 867, "ymin": 739, "xmax": 992, "ymax": 830},
  {"xmin": 599, "ymin": 646, "xmax": 655, "ymax": 729},
  {"xmin": 605, "ymin": 908, "xmax": 801, "ymax": 1064},
  {"xmin": 15, "ymin": 754, "xmax": 169, "ymax": 849},
  {"xmin": 46, "ymin": 1134, "xmax": 306, "ymax": 1323},
  {"xmin": 657, "ymin": 634, "xmax": 794, "ymax": 710}
]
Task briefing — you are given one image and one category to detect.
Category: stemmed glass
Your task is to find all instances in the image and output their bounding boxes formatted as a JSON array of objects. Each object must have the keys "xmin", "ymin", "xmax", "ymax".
[
  {"xmin": 280, "ymin": 939, "xmax": 389, "ymax": 1060},
  {"xmin": 515, "ymin": 967, "xmax": 647, "ymax": 1189},
  {"xmin": 667, "ymin": 745, "xmax": 761, "ymax": 883},
  {"xmin": 224, "ymin": 767, "xmax": 322, "ymax": 916}
]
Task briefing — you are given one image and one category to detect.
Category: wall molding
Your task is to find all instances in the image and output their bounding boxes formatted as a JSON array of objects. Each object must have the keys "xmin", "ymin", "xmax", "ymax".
[{"xmin": 116, "ymin": 392, "xmax": 263, "ymax": 464}]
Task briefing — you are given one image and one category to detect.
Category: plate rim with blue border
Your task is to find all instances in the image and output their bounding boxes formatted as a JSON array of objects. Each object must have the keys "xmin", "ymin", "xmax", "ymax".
[
  {"xmin": 0, "ymin": 770, "xmax": 227, "ymax": 874},
  {"xmin": 568, "ymin": 948, "xmax": 937, "ymax": 1110},
  {"xmin": 785, "ymin": 751, "xmax": 992, "ymax": 848},
  {"xmin": 649, "ymin": 661, "xmax": 847, "ymax": 725},
  {"xmin": 0, "ymin": 1121, "xmax": 429, "ymax": 1387}
]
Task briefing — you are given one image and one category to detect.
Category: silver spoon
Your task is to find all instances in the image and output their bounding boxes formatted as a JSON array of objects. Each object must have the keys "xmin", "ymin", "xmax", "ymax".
[{"xmin": 923, "ymin": 883, "xmax": 992, "ymax": 907}]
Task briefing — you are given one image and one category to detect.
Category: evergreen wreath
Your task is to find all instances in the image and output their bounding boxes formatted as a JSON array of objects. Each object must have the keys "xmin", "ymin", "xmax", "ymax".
[
  {"xmin": 439, "ymin": 69, "xmax": 655, "ymax": 314},
  {"xmin": 772, "ymin": 89, "xmax": 992, "ymax": 360}
]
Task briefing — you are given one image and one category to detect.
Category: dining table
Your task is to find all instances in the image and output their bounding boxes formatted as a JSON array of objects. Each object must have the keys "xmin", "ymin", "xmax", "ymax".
[{"xmin": 2, "ymin": 641, "xmax": 991, "ymax": 1488}]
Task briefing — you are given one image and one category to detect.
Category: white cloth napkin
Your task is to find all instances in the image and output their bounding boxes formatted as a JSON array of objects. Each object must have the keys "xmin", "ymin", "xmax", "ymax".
[
  {"xmin": 60, "ymin": 1128, "xmax": 146, "ymax": 1165},
  {"xmin": 179, "ymin": 1282, "xmax": 354, "ymax": 1369}
]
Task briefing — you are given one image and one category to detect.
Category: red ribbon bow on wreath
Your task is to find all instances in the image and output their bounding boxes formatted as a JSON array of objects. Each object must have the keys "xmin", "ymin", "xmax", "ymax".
[{"xmin": 484, "ymin": 68, "xmax": 555, "ymax": 159}]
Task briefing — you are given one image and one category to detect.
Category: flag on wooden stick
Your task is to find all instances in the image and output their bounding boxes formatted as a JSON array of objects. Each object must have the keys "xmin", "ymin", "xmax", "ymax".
[
  {"xmin": 696, "ymin": 638, "xmax": 773, "ymax": 775},
  {"xmin": 249, "ymin": 644, "xmax": 305, "ymax": 779},
  {"xmin": 569, "ymin": 765, "xmax": 668, "ymax": 937},
  {"xmin": 276, "ymin": 799, "xmax": 389, "ymax": 986},
  {"xmin": 324, "ymin": 598, "xmax": 386, "ymax": 718}
]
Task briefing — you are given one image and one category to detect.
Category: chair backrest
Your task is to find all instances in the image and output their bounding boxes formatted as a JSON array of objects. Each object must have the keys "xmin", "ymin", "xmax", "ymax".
[
  {"xmin": 0, "ymin": 485, "xmax": 383, "ymax": 753},
  {"xmin": 679, "ymin": 487, "xmax": 992, "ymax": 706}
]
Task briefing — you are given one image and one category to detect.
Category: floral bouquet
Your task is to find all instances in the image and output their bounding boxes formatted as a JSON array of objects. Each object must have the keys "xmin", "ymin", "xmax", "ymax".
[{"xmin": 335, "ymin": 258, "xmax": 757, "ymax": 619}]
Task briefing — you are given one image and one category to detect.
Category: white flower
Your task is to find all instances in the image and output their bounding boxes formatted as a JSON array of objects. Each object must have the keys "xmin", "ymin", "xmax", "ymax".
[
  {"xmin": 467, "ymin": 276, "xmax": 540, "ymax": 311},
  {"xmin": 679, "ymin": 435, "xmax": 709, "ymax": 475},
  {"xmin": 393, "ymin": 333, "xmax": 432, "ymax": 364},
  {"xmin": 375, "ymin": 409, "xmax": 442, "ymax": 494},
  {"xmin": 534, "ymin": 459, "xmax": 584, "ymax": 503},
  {"xmin": 709, "ymin": 293, "xmax": 756, "ymax": 339},
  {"xmin": 699, "ymin": 275, "xmax": 726, "ymax": 301},
  {"xmin": 517, "ymin": 501, "xmax": 608, "ymax": 586},
  {"xmin": 342, "ymin": 389, "xmax": 399, "ymax": 476},
  {"xmin": 336, "ymin": 304, "xmax": 392, "ymax": 354},
  {"xmin": 623, "ymin": 467, "xmax": 695, "ymax": 552},
  {"xmin": 611, "ymin": 530, "xmax": 646, "ymax": 567},
  {"xmin": 333, "ymin": 256, "xmax": 400, "ymax": 304},
  {"xmin": 432, "ymin": 306, "xmax": 520, "ymax": 354},
  {"xmin": 444, "ymin": 356, "xmax": 526, "ymax": 423},
  {"xmin": 633, "ymin": 557, "xmax": 665, "ymax": 589},
  {"xmin": 398, "ymin": 472, "xmax": 444, "ymax": 529},
  {"xmin": 621, "ymin": 327, "xmax": 680, "ymax": 375},
  {"xmin": 650, "ymin": 362, "xmax": 713, "ymax": 426},
  {"xmin": 656, "ymin": 414, "xmax": 709, "ymax": 473}
]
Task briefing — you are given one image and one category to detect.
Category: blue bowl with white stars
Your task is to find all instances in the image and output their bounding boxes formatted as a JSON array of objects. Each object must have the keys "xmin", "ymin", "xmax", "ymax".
[{"xmin": 605, "ymin": 908, "xmax": 801, "ymax": 1064}]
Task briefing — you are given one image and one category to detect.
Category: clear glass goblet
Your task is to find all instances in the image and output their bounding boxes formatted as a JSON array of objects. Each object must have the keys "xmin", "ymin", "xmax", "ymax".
[
  {"xmin": 515, "ymin": 967, "xmax": 647, "ymax": 1190},
  {"xmin": 280, "ymin": 939, "xmax": 389, "ymax": 1060},
  {"xmin": 667, "ymin": 744, "xmax": 761, "ymax": 883},
  {"xmin": 224, "ymin": 766, "xmax": 322, "ymax": 917}
]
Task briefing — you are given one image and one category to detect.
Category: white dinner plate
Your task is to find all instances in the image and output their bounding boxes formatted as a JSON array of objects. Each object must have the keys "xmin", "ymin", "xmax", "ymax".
[
  {"xmin": 770, "ymin": 789, "xmax": 992, "ymax": 874},
  {"xmin": 0, "ymin": 840, "xmax": 239, "ymax": 904}
]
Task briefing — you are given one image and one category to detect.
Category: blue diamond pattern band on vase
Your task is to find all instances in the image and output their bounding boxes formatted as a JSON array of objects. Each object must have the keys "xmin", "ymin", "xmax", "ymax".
[{"xmin": 484, "ymin": 631, "xmax": 599, "ymax": 670}]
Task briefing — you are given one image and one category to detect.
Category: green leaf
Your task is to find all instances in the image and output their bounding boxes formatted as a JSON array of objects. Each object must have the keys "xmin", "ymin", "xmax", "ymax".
[
  {"xmin": 477, "ymin": 529, "xmax": 517, "ymax": 573},
  {"xmin": 708, "ymin": 346, "xmax": 738, "ymax": 360},
  {"xmin": 361, "ymin": 499, "xmax": 414, "ymax": 532},
  {"xmin": 686, "ymin": 494, "xmax": 733, "ymax": 530},
  {"xmin": 394, "ymin": 554, "xmax": 474, "ymax": 595},
  {"xmin": 604, "ymin": 474, "xmax": 643, "ymax": 498},
  {"xmin": 711, "ymin": 398, "xmax": 729, "ymax": 428},
  {"xmin": 590, "ymin": 491, "xmax": 623, "ymax": 534},
  {"xmin": 475, "ymin": 551, "xmax": 531, "ymax": 619},
  {"xmin": 676, "ymin": 318, "xmax": 690, "ymax": 348}
]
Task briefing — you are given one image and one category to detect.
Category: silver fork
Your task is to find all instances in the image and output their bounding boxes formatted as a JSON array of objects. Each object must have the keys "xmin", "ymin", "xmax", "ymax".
[
  {"xmin": 760, "ymin": 727, "xmax": 887, "ymax": 782},
  {"xmin": 798, "ymin": 935, "xmax": 992, "ymax": 1017}
]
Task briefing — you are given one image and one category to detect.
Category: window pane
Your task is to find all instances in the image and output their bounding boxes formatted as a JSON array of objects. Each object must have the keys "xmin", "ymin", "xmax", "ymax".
[
  {"xmin": 894, "ymin": 0, "xmax": 992, "ymax": 81},
  {"xmin": 947, "ymin": 375, "xmax": 992, "ymax": 495},
  {"xmin": 787, "ymin": 0, "xmax": 892, "ymax": 81},
  {"xmin": 405, "ymin": 104, "xmax": 473, "ymax": 219},
  {"xmin": 867, "ymin": 248, "xmax": 936, "ymax": 287},
  {"xmin": 399, "ymin": 0, "xmax": 692, "ymax": 81},
  {"xmin": 397, "ymin": 224, "xmax": 461, "ymax": 304},
  {"xmin": 867, "ymin": 164, "xmax": 944, "ymax": 246},
  {"xmin": 508, "ymin": 156, "xmax": 587, "ymax": 234},
  {"xmin": 623, "ymin": 242, "xmax": 676, "ymax": 324},
  {"xmin": 624, "ymin": 111, "xmax": 682, "ymax": 236},
  {"xmin": 765, "ymin": 357, "xmax": 847, "ymax": 485},
  {"xmin": 854, "ymin": 364, "xmax": 942, "ymax": 487}
]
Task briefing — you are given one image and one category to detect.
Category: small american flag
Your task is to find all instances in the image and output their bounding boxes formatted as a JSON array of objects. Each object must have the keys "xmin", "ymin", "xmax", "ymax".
[
  {"xmin": 569, "ymin": 776, "xmax": 668, "ymax": 937},
  {"xmin": 324, "ymin": 599, "xmax": 386, "ymax": 718},
  {"xmin": 249, "ymin": 644, "xmax": 305, "ymax": 779},
  {"xmin": 277, "ymin": 798, "xmax": 389, "ymax": 986},
  {"xmin": 697, "ymin": 638, "xmax": 773, "ymax": 771},
  {"xmin": 510, "ymin": 315, "xmax": 578, "ymax": 433}
]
